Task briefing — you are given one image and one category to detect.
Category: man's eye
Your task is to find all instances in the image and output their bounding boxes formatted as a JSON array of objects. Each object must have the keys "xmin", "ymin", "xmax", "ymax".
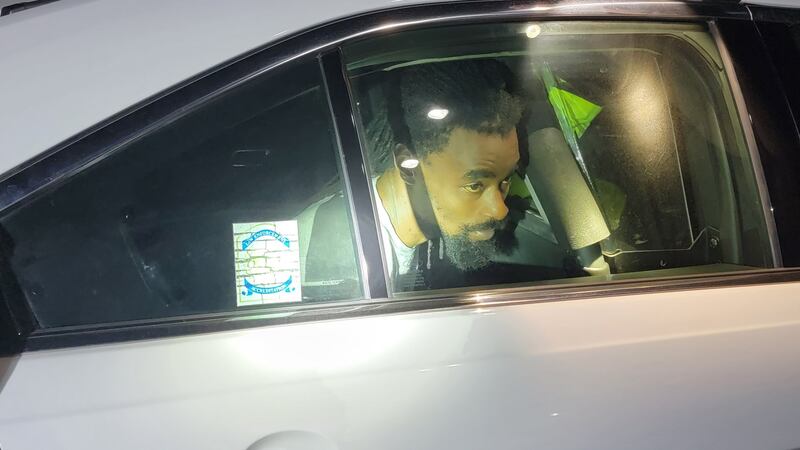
[{"xmin": 463, "ymin": 182, "xmax": 484, "ymax": 193}]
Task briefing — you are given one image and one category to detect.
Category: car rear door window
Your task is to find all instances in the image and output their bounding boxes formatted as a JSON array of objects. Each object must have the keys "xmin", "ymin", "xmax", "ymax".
[{"xmin": 0, "ymin": 57, "xmax": 364, "ymax": 328}]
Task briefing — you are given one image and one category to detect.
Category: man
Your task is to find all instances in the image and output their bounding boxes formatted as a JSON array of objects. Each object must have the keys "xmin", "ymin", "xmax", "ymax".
[{"xmin": 365, "ymin": 59, "xmax": 527, "ymax": 285}]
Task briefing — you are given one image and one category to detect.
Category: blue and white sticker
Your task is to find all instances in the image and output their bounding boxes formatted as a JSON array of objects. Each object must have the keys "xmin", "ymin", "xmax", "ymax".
[{"xmin": 233, "ymin": 220, "xmax": 302, "ymax": 306}]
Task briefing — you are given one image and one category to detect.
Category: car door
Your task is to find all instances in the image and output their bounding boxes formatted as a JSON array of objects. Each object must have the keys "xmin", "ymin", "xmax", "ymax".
[{"xmin": 2, "ymin": 2, "xmax": 800, "ymax": 450}]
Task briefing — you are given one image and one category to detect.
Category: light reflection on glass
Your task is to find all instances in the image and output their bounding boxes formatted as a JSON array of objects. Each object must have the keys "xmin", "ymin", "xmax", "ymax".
[
  {"xmin": 525, "ymin": 24, "xmax": 542, "ymax": 39},
  {"xmin": 400, "ymin": 158, "xmax": 420, "ymax": 169},
  {"xmin": 426, "ymin": 108, "xmax": 449, "ymax": 120}
]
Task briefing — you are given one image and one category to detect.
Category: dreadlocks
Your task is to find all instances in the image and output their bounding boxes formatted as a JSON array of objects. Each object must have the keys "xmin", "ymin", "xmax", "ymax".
[{"xmin": 366, "ymin": 58, "xmax": 524, "ymax": 173}]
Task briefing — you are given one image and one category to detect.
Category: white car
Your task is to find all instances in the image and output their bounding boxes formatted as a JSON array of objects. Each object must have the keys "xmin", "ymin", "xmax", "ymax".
[{"xmin": 1, "ymin": 0, "xmax": 800, "ymax": 449}]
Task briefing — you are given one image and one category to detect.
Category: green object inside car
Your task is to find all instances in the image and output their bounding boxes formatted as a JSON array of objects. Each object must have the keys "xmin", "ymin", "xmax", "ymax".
[
  {"xmin": 507, "ymin": 172, "xmax": 532, "ymax": 199},
  {"xmin": 547, "ymin": 86, "xmax": 603, "ymax": 139}
]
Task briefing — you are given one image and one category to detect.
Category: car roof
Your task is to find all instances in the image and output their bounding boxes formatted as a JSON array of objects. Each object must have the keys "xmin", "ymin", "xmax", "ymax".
[{"xmin": 0, "ymin": 0, "xmax": 447, "ymax": 177}]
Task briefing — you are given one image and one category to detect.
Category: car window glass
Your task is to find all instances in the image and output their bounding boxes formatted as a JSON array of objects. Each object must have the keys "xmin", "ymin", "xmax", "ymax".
[
  {"xmin": 344, "ymin": 21, "xmax": 774, "ymax": 294},
  {"xmin": 0, "ymin": 57, "xmax": 363, "ymax": 328}
]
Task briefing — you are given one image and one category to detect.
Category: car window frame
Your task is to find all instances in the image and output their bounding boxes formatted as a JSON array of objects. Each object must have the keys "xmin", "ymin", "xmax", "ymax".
[{"xmin": 1, "ymin": 0, "xmax": 799, "ymax": 353}]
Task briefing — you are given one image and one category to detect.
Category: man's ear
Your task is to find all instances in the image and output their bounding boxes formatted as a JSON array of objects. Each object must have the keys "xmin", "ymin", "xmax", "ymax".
[{"xmin": 393, "ymin": 143, "xmax": 419, "ymax": 185}]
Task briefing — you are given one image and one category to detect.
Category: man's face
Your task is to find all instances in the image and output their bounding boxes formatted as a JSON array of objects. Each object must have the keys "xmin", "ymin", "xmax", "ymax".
[{"xmin": 419, "ymin": 127, "xmax": 519, "ymax": 270}]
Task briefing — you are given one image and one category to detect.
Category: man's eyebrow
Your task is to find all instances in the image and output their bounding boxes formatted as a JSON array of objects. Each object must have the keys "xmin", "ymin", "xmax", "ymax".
[
  {"xmin": 464, "ymin": 169, "xmax": 496, "ymax": 180},
  {"xmin": 463, "ymin": 168, "xmax": 517, "ymax": 180}
]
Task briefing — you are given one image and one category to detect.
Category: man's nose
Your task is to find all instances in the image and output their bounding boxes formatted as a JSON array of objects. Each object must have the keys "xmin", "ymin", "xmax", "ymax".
[{"xmin": 483, "ymin": 188, "xmax": 509, "ymax": 221}]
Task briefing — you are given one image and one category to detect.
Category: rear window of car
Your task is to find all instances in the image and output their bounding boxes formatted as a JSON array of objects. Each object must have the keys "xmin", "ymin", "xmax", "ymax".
[{"xmin": 0, "ymin": 56, "xmax": 364, "ymax": 328}]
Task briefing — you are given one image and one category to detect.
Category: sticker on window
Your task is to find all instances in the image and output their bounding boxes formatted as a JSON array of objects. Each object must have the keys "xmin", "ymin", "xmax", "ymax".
[{"xmin": 234, "ymin": 221, "xmax": 302, "ymax": 306}]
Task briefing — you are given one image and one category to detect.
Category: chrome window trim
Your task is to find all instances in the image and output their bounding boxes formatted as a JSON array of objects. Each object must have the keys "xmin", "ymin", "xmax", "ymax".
[
  {"xmin": 25, "ymin": 267, "xmax": 800, "ymax": 351},
  {"xmin": 710, "ymin": 20, "xmax": 783, "ymax": 266}
]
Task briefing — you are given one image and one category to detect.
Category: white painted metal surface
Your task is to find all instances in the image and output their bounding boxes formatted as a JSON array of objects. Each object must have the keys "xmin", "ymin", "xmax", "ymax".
[
  {"xmin": 0, "ymin": 0, "xmax": 444, "ymax": 176},
  {"xmin": 1, "ymin": 282, "xmax": 800, "ymax": 449}
]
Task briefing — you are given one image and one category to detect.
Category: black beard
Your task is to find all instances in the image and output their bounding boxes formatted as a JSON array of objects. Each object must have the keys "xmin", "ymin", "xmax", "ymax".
[{"xmin": 441, "ymin": 219, "xmax": 506, "ymax": 271}]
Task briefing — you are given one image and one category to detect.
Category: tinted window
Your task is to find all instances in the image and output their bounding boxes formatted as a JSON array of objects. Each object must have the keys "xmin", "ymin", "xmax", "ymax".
[
  {"xmin": 344, "ymin": 21, "xmax": 774, "ymax": 294},
  {"xmin": 1, "ymin": 57, "xmax": 363, "ymax": 328}
]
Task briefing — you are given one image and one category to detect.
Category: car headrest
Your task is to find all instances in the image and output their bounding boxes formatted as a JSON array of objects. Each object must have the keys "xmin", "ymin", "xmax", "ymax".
[{"xmin": 527, "ymin": 127, "xmax": 610, "ymax": 250}]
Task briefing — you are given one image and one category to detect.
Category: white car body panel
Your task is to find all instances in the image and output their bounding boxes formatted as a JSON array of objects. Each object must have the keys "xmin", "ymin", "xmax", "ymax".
[
  {"xmin": 1, "ymin": 1, "xmax": 800, "ymax": 449},
  {"xmin": 0, "ymin": 0, "xmax": 444, "ymax": 175},
  {"xmin": 2, "ymin": 282, "xmax": 800, "ymax": 449}
]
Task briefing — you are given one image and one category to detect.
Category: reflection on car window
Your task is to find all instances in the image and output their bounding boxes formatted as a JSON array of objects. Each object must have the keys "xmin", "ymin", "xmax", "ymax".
[
  {"xmin": 0, "ymin": 57, "xmax": 363, "ymax": 328},
  {"xmin": 344, "ymin": 21, "xmax": 774, "ymax": 294}
]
